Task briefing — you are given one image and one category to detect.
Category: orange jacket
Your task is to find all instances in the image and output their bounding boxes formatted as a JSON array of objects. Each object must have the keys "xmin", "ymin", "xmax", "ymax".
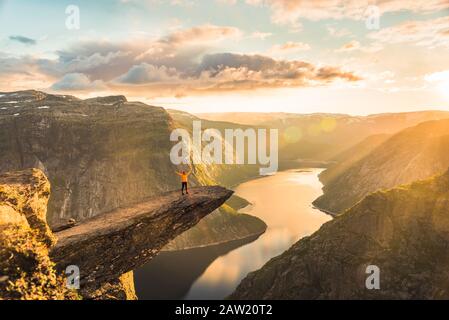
[{"xmin": 176, "ymin": 171, "xmax": 191, "ymax": 182}]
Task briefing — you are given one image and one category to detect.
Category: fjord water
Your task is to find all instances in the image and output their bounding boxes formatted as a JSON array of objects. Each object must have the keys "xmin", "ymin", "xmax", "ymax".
[{"xmin": 135, "ymin": 169, "xmax": 331, "ymax": 300}]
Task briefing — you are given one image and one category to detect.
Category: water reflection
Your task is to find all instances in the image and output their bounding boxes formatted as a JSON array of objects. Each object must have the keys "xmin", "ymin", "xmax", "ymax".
[
  {"xmin": 134, "ymin": 235, "xmax": 260, "ymax": 300},
  {"xmin": 135, "ymin": 169, "xmax": 331, "ymax": 300}
]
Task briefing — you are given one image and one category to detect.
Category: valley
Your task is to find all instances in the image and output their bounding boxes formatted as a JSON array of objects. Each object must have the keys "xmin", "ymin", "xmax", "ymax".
[{"xmin": 1, "ymin": 90, "xmax": 449, "ymax": 300}]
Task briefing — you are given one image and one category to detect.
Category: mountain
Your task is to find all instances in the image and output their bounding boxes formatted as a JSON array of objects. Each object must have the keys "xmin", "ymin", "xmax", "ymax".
[
  {"xmin": 0, "ymin": 91, "xmax": 266, "ymax": 249},
  {"xmin": 314, "ymin": 119, "xmax": 449, "ymax": 214},
  {"xmin": 231, "ymin": 169, "xmax": 449, "ymax": 299},
  {"xmin": 198, "ymin": 111, "xmax": 449, "ymax": 163},
  {"xmin": 318, "ymin": 134, "xmax": 391, "ymax": 185},
  {"xmin": 196, "ymin": 112, "xmax": 300, "ymax": 126},
  {"xmin": 0, "ymin": 90, "xmax": 176, "ymax": 226}
]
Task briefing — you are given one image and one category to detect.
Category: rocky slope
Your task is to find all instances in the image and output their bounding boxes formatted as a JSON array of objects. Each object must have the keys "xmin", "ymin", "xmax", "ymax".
[
  {"xmin": 231, "ymin": 168, "xmax": 449, "ymax": 299},
  {"xmin": 0, "ymin": 169, "xmax": 78, "ymax": 300},
  {"xmin": 314, "ymin": 119, "xmax": 449, "ymax": 213},
  {"xmin": 0, "ymin": 169, "xmax": 232, "ymax": 300},
  {"xmin": 0, "ymin": 90, "xmax": 266, "ymax": 249}
]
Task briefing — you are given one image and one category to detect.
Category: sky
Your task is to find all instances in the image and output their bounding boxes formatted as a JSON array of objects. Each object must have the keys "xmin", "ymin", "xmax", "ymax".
[{"xmin": 0, "ymin": 0, "xmax": 449, "ymax": 115}]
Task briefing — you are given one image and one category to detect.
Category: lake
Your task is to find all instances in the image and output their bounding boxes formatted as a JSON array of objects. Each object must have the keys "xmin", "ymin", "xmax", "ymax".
[{"xmin": 134, "ymin": 168, "xmax": 331, "ymax": 300}]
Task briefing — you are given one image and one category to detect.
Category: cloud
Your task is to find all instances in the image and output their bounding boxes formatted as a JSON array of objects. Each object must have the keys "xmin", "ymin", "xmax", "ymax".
[
  {"xmin": 314, "ymin": 66, "xmax": 361, "ymax": 82},
  {"xmin": 216, "ymin": 0, "xmax": 238, "ymax": 4},
  {"xmin": 336, "ymin": 40, "xmax": 361, "ymax": 52},
  {"xmin": 51, "ymin": 73, "xmax": 106, "ymax": 91},
  {"xmin": 270, "ymin": 41, "xmax": 311, "ymax": 55},
  {"xmin": 1, "ymin": 24, "xmax": 360, "ymax": 97},
  {"xmin": 117, "ymin": 64, "xmax": 181, "ymax": 84},
  {"xmin": 9, "ymin": 35, "xmax": 37, "ymax": 45},
  {"xmin": 368, "ymin": 16, "xmax": 449, "ymax": 48},
  {"xmin": 115, "ymin": 52, "xmax": 361, "ymax": 95},
  {"xmin": 425, "ymin": 70, "xmax": 449, "ymax": 82},
  {"xmin": 246, "ymin": 0, "xmax": 449, "ymax": 27},
  {"xmin": 327, "ymin": 26, "xmax": 351, "ymax": 38},
  {"xmin": 163, "ymin": 24, "xmax": 242, "ymax": 45},
  {"xmin": 250, "ymin": 31, "xmax": 273, "ymax": 40},
  {"xmin": 197, "ymin": 53, "xmax": 362, "ymax": 90},
  {"xmin": 35, "ymin": 24, "xmax": 241, "ymax": 82}
]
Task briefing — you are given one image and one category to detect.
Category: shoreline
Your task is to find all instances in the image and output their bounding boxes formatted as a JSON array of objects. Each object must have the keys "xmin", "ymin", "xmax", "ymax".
[
  {"xmin": 161, "ymin": 228, "xmax": 266, "ymax": 252},
  {"xmin": 312, "ymin": 205, "xmax": 338, "ymax": 218}
]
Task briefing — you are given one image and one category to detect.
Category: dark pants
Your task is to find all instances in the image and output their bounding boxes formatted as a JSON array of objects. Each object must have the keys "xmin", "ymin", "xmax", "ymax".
[{"xmin": 182, "ymin": 182, "xmax": 188, "ymax": 194}]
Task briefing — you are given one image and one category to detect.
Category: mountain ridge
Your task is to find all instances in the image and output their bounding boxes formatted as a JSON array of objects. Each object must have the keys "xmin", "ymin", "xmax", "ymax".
[{"xmin": 314, "ymin": 118, "xmax": 449, "ymax": 213}]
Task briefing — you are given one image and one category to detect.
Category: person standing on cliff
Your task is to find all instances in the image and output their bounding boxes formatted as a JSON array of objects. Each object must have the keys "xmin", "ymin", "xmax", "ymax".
[{"xmin": 176, "ymin": 169, "xmax": 191, "ymax": 195}]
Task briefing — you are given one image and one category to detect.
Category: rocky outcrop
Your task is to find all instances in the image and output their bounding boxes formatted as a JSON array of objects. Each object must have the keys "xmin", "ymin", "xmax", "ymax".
[
  {"xmin": 51, "ymin": 186, "xmax": 233, "ymax": 294},
  {"xmin": 83, "ymin": 272, "xmax": 138, "ymax": 300},
  {"xmin": 0, "ymin": 168, "xmax": 232, "ymax": 299},
  {"xmin": 0, "ymin": 169, "xmax": 78, "ymax": 300},
  {"xmin": 231, "ymin": 169, "xmax": 449, "ymax": 300},
  {"xmin": 314, "ymin": 119, "xmax": 449, "ymax": 213},
  {"xmin": 0, "ymin": 169, "xmax": 54, "ymax": 246}
]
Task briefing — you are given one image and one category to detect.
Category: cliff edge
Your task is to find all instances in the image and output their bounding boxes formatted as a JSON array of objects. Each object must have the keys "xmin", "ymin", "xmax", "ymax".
[{"xmin": 0, "ymin": 169, "xmax": 232, "ymax": 299}]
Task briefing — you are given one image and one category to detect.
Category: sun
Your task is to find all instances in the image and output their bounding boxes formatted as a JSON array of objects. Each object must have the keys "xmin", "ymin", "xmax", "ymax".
[
  {"xmin": 426, "ymin": 70, "xmax": 449, "ymax": 102},
  {"xmin": 437, "ymin": 80, "xmax": 449, "ymax": 102}
]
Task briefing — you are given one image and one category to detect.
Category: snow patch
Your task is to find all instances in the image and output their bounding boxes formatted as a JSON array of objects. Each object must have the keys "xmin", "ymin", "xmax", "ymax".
[
  {"xmin": 13, "ymin": 113, "xmax": 20, "ymax": 117},
  {"xmin": 38, "ymin": 106, "xmax": 50, "ymax": 109}
]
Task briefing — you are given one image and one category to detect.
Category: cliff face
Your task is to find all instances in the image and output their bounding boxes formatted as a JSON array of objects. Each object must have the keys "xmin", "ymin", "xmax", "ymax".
[
  {"xmin": 314, "ymin": 119, "xmax": 449, "ymax": 213},
  {"xmin": 0, "ymin": 169, "xmax": 78, "ymax": 300},
  {"xmin": 0, "ymin": 91, "xmax": 266, "ymax": 249},
  {"xmin": 231, "ymin": 169, "xmax": 449, "ymax": 300},
  {"xmin": 0, "ymin": 90, "xmax": 178, "ymax": 227}
]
